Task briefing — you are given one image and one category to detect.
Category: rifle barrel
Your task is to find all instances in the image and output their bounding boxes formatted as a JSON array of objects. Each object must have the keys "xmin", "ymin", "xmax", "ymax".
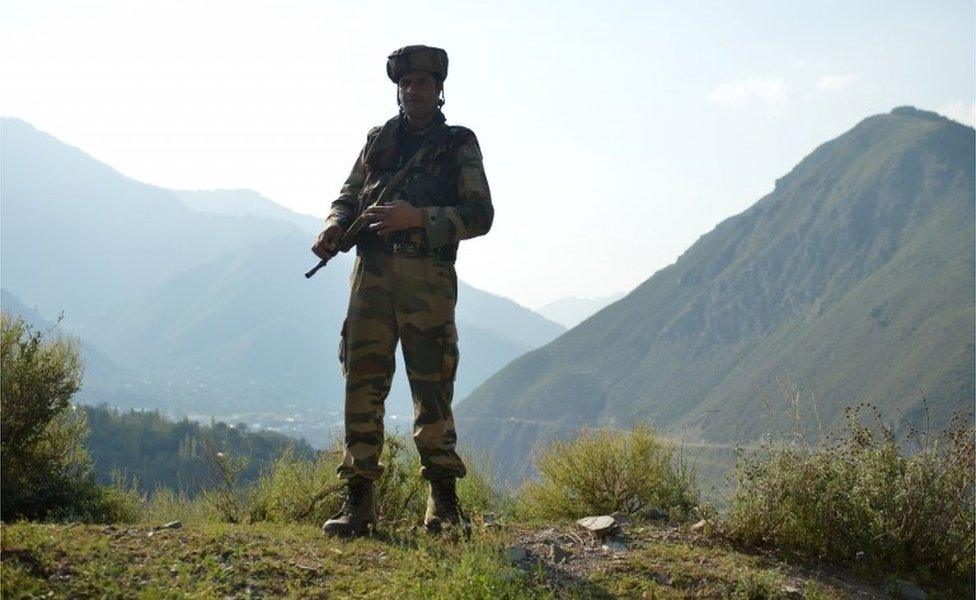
[{"xmin": 305, "ymin": 256, "xmax": 332, "ymax": 278}]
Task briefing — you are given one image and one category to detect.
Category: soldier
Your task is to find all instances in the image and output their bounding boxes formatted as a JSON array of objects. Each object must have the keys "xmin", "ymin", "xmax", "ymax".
[{"xmin": 312, "ymin": 45, "xmax": 493, "ymax": 536}]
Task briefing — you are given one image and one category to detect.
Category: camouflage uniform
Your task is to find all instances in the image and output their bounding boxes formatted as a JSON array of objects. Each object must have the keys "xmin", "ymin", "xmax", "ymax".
[{"xmin": 325, "ymin": 110, "xmax": 493, "ymax": 482}]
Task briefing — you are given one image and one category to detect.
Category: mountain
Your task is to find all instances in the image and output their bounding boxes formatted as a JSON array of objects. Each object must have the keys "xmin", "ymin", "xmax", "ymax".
[
  {"xmin": 457, "ymin": 107, "xmax": 975, "ymax": 485},
  {"xmin": 1, "ymin": 117, "xmax": 563, "ymax": 446},
  {"xmin": 537, "ymin": 293, "xmax": 626, "ymax": 329},
  {"xmin": 0, "ymin": 118, "xmax": 302, "ymax": 324},
  {"xmin": 457, "ymin": 285, "xmax": 565, "ymax": 350},
  {"xmin": 2, "ymin": 289, "xmax": 54, "ymax": 332},
  {"xmin": 173, "ymin": 189, "xmax": 324, "ymax": 236},
  {"xmin": 0, "ymin": 289, "xmax": 163, "ymax": 410},
  {"xmin": 81, "ymin": 233, "xmax": 563, "ymax": 443}
]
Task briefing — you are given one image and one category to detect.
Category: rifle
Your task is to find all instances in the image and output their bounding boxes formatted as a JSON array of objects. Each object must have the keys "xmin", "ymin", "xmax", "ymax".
[
  {"xmin": 304, "ymin": 198, "xmax": 390, "ymax": 278},
  {"xmin": 305, "ymin": 137, "xmax": 436, "ymax": 279}
]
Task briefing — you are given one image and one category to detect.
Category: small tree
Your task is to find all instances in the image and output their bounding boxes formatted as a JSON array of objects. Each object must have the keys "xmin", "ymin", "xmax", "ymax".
[{"xmin": 0, "ymin": 312, "xmax": 138, "ymax": 521}]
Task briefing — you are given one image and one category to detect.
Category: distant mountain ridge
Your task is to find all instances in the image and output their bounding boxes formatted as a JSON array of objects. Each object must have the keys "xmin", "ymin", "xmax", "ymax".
[
  {"xmin": 1, "ymin": 117, "xmax": 564, "ymax": 446},
  {"xmin": 0, "ymin": 118, "xmax": 303, "ymax": 323},
  {"xmin": 173, "ymin": 189, "xmax": 324, "ymax": 236},
  {"xmin": 457, "ymin": 107, "xmax": 975, "ymax": 485},
  {"xmin": 537, "ymin": 293, "xmax": 627, "ymax": 329},
  {"xmin": 0, "ymin": 289, "xmax": 162, "ymax": 410}
]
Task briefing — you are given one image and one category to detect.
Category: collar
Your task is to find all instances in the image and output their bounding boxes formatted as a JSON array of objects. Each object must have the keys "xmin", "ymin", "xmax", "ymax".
[
  {"xmin": 399, "ymin": 110, "xmax": 446, "ymax": 137},
  {"xmin": 365, "ymin": 111, "xmax": 447, "ymax": 170}
]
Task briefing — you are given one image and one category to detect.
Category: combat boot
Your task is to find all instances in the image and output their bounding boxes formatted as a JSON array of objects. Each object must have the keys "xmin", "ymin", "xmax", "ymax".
[
  {"xmin": 322, "ymin": 476, "xmax": 376, "ymax": 537},
  {"xmin": 424, "ymin": 476, "xmax": 467, "ymax": 534}
]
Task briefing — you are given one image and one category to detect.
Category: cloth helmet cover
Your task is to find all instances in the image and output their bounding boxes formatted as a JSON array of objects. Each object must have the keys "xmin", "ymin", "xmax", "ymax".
[{"xmin": 387, "ymin": 45, "xmax": 448, "ymax": 83}]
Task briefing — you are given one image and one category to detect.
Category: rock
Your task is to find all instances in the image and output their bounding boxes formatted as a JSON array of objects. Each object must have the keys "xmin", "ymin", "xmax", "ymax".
[
  {"xmin": 689, "ymin": 519, "xmax": 708, "ymax": 533},
  {"xmin": 601, "ymin": 540, "xmax": 627, "ymax": 553},
  {"xmin": 576, "ymin": 515, "xmax": 618, "ymax": 537},
  {"xmin": 891, "ymin": 579, "xmax": 927, "ymax": 600},
  {"xmin": 505, "ymin": 547, "xmax": 528, "ymax": 563},
  {"xmin": 781, "ymin": 584, "xmax": 802, "ymax": 598},
  {"xmin": 609, "ymin": 511, "xmax": 631, "ymax": 525}
]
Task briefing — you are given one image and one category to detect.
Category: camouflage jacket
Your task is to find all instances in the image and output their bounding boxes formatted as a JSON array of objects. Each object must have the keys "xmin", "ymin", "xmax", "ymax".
[{"xmin": 325, "ymin": 112, "xmax": 493, "ymax": 262}]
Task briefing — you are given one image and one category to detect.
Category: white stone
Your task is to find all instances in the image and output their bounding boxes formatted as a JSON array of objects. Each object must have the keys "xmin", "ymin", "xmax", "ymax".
[{"xmin": 576, "ymin": 515, "xmax": 617, "ymax": 536}]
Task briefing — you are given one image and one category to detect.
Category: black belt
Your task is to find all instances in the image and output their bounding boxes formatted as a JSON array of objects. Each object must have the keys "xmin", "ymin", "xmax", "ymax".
[{"xmin": 356, "ymin": 239, "xmax": 452, "ymax": 260}]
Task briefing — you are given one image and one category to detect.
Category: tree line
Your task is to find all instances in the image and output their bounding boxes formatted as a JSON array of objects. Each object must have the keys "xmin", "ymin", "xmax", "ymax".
[{"xmin": 82, "ymin": 404, "xmax": 317, "ymax": 497}]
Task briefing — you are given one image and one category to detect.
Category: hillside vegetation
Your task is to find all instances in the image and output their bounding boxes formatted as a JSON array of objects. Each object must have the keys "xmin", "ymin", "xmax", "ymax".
[
  {"xmin": 83, "ymin": 404, "xmax": 317, "ymax": 497},
  {"xmin": 2, "ymin": 315, "xmax": 972, "ymax": 597}
]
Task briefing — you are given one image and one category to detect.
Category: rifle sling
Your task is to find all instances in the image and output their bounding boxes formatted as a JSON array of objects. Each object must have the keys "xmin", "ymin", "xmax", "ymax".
[{"xmin": 338, "ymin": 134, "xmax": 440, "ymax": 252}]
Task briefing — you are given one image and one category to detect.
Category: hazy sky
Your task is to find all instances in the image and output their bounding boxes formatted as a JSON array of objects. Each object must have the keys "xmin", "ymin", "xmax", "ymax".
[{"xmin": 3, "ymin": 0, "xmax": 974, "ymax": 309}]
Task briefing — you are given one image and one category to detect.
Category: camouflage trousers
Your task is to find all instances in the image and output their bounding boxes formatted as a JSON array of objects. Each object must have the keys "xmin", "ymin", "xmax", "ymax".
[{"xmin": 336, "ymin": 249, "xmax": 466, "ymax": 481}]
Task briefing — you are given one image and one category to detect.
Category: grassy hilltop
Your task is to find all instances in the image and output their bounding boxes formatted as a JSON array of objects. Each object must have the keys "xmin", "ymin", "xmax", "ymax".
[
  {"xmin": 2, "ymin": 321, "xmax": 971, "ymax": 599},
  {"xmin": 2, "ymin": 520, "xmax": 904, "ymax": 599}
]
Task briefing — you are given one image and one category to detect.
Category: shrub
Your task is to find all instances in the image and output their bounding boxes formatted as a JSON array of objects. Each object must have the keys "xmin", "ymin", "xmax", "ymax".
[
  {"xmin": 241, "ymin": 433, "xmax": 426, "ymax": 525},
  {"xmin": 457, "ymin": 448, "xmax": 512, "ymax": 520},
  {"xmin": 0, "ymin": 313, "xmax": 140, "ymax": 522},
  {"xmin": 515, "ymin": 424, "xmax": 699, "ymax": 521},
  {"xmin": 244, "ymin": 444, "xmax": 343, "ymax": 524},
  {"xmin": 374, "ymin": 434, "xmax": 427, "ymax": 524},
  {"xmin": 140, "ymin": 487, "xmax": 209, "ymax": 525},
  {"xmin": 193, "ymin": 432, "xmax": 500, "ymax": 526},
  {"xmin": 728, "ymin": 568, "xmax": 787, "ymax": 600},
  {"xmin": 726, "ymin": 403, "xmax": 975, "ymax": 582}
]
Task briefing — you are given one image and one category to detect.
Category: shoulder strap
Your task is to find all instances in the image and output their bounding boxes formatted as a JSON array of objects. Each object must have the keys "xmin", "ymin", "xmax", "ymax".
[{"xmin": 336, "ymin": 137, "xmax": 437, "ymax": 252}]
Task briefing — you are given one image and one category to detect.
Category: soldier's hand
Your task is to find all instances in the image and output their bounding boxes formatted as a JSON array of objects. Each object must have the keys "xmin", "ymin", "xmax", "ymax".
[
  {"xmin": 312, "ymin": 224, "xmax": 344, "ymax": 259},
  {"xmin": 365, "ymin": 200, "xmax": 423, "ymax": 237}
]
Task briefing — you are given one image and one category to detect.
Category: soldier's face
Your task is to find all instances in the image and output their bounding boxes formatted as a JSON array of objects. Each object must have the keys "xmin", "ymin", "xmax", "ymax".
[{"xmin": 398, "ymin": 70, "xmax": 440, "ymax": 122}]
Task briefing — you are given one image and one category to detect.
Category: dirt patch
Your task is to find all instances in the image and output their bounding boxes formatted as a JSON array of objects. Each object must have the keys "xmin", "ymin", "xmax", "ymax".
[
  {"xmin": 504, "ymin": 523, "xmax": 654, "ymax": 592},
  {"xmin": 503, "ymin": 522, "xmax": 892, "ymax": 599}
]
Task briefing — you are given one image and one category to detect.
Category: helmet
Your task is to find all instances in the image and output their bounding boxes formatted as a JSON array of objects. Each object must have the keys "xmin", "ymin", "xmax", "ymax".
[{"xmin": 387, "ymin": 45, "xmax": 448, "ymax": 83}]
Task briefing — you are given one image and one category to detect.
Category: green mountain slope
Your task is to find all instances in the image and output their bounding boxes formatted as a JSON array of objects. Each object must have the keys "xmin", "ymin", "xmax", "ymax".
[
  {"xmin": 537, "ymin": 292, "xmax": 626, "ymax": 329},
  {"xmin": 457, "ymin": 107, "xmax": 975, "ymax": 484}
]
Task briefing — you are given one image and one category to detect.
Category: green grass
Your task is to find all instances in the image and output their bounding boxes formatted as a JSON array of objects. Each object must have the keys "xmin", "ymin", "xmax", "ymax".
[
  {"xmin": 0, "ymin": 522, "xmax": 544, "ymax": 599},
  {"xmin": 3, "ymin": 407, "xmax": 971, "ymax": 598},
  {"xmin": 0, "ymin": 520, "xmax": 922, "ymax": 599}
]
